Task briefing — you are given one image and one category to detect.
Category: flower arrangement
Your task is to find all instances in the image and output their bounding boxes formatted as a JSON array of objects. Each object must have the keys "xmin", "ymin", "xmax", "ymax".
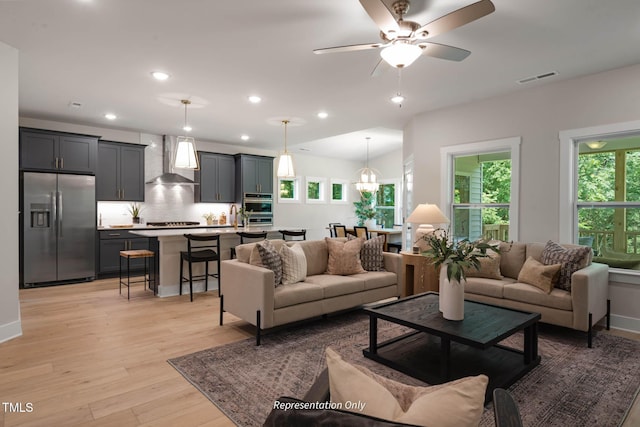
[
  {"xmin": 238, "ymin": 207, "xmax": 253, "ymax": 224},
  {"xmin": 202, "ymin": 212, "xmax": 217, "ymax": 224},
  {"xmin": 420, "ymin": 228, "xmax": 501, "ymax": 283}
]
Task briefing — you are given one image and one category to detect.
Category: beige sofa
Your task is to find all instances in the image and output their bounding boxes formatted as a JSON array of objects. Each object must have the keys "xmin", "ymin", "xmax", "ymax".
[
  {"xmin": 463, "ymin": 241, "xmax": 610, "ymax": 347},
  {"xmin": 220, "ymin": 238, "xmax": 402, "ymax": 344}
]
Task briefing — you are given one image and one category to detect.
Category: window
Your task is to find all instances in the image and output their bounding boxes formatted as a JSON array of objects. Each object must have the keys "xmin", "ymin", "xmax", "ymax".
[
  {"xmin": 375, "ymin": 181, "xmax": 400, "ymax": 228},
  {"xmin": 330, "ymin": 179, "xmax": 348, "ymax": 204},
  {"xmin": 305, "ymin": 176, "xmax": 326, "ymax": 204},
  {"xmin": 441, "ymin": 137, "xmax": 520, "ymax": 242},
  {"xmin": 278, "ymin": 177, "xmax": 300, "ymax": 203},
  {"xmin": 576, "ymin": 137, "xmax": 640, "ymax": 269}
]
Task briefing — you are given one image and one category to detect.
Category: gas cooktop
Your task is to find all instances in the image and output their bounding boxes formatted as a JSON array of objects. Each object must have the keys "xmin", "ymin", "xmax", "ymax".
[{"xmin": 146, "ymin": 221, "xmax": 201, "ymax": 227}]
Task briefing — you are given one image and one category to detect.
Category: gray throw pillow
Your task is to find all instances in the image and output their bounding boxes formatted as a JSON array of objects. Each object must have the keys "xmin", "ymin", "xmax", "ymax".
[
  {"xmin": 541, "ymin": 240, "xmax": 591, "ymax": 291},
  {"xmin": 257, "ymin": 240, "xmax": 283, "ymax": 287}
]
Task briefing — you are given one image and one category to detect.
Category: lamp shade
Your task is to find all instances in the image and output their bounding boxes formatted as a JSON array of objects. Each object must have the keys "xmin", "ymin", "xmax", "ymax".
[
  {"xmin": 380, "ymin": 43, "xmax": 422, "ymax": 68},
  {"xmin": 174, "ymin": 136, "xmax": 199, "ymax": 169},
  {"xmin": 277, "ymin": 153, "xmax": 295, "ymax": 178},
  {"xmin": 406, "ymin": 204, "xmax": 450, "ymax": 225}
]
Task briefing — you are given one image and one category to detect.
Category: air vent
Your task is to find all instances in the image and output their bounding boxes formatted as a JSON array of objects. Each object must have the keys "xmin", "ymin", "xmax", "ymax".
[
  {"xmin": 68, "ymin": 101, "xmax": 82, "ymax": 109},
  {"xmin": 517, "ymin": 71, "xmax": 558, "ymax": 85}
]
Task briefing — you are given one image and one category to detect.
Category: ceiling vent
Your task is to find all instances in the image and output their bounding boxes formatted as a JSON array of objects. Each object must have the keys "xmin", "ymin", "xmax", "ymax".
[{"xmin": 517, "ymin": 71, "xmax": 558, "ymax": 85}]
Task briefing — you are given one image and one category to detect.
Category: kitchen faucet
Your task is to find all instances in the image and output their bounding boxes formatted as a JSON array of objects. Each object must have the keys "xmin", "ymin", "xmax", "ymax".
[{"xmin": 230, "ymin": 204, "xmax": 238, "ymax": 229}]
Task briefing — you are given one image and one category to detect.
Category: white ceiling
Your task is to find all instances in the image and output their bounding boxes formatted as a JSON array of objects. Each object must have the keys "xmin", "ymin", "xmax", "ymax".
[{"xmin": 1, "ymin": 0, "xmax": 640, "ymax": 161}]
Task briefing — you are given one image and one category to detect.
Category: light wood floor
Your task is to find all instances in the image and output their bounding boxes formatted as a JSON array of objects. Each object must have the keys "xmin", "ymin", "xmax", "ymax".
[
  {"xmin": 0, "ymin": 278, "xmax": 252, "ymax": 427},
  {"xmin": 1, "ymin": 279, "xmax": 638, "ymax": 427}
]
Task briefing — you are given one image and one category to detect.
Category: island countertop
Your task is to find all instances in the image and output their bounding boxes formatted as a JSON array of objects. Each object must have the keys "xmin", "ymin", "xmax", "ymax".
[{"xmin": 129, "ymin": 226, "xmax": 297, "ymax": 238}]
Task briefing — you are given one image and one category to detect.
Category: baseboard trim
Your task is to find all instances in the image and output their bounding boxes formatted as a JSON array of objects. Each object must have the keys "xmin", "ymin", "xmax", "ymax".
[
  {"xmin": 0, "ymin": 319, "xmax": 23, "ymax": 344},
  {"xmin": 606, "ymin": 314, "xmax": 640, "ymax": 334}
]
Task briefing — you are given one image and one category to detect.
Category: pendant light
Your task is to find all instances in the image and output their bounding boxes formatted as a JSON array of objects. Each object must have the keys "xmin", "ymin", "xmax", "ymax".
[
  {"xmin": 276, "ymin": 119, "xmax": 295, "ymax": 178},
  {"xmin": 355, "ymin": 137, "xmax": 380, "ymax": 194},
  {"xmin": 174, "ymin": 99, "xmax": 199, "ymax": 169}
]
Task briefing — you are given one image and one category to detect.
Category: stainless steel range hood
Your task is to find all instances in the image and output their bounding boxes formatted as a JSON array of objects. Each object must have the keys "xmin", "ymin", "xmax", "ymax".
[{"xmin": 146, "ymin": 135, "xmax": 197, "ymax": 185}]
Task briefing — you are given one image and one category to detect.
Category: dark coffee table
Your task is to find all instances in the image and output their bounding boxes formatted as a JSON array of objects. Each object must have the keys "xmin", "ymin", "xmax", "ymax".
[{"xmin": 363, "ymin": 292, "xmax": 541, "ymax": 401}]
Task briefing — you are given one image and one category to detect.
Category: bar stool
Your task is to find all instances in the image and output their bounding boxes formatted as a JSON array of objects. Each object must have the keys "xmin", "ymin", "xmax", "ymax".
[
  {"xmin": 279, "ymin": 229, "xmax": 306, "ymax": 241},
  {"xmin": 179, "ymin": 234, "xmax": 221, "ymax": 302},
  {"xmin": 119, "ymin": 249, "xmax": 155, "ymax": 300},
  {"xmin": 229, "ymin": 231, "xmax": 268, "ymax": 259}
]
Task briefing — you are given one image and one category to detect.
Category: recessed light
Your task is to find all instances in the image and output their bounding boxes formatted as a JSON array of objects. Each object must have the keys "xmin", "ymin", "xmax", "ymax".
[
  {"xmin": 151, "ymin": 71, "xmax": 170, "ymax": 81},
  {"xmin": 248, "ymin": 95, "xmax": 262, "ymax": 104},
  {"xmin": 390, "ymin": 94, "xmax": 405, "ymax": 104},
  {"xmin": 241, "ymin": 135, "xmax": 250, "ymax": 141},
  {"xmin": 317, "ymin": 111, "xmax": 328, "ymax": 119},
  {"xmin": 104, "ymin": 113, "xmax": 117, "ymax": 120}
]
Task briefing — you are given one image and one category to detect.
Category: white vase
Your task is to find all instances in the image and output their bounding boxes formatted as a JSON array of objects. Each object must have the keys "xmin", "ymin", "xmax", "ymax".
[
  {"xmin": 364, "ymin": 219, "xmax": 376, "ymax": 229},
  {"xmin": 439, "ymin": 267, "xmax": 465, "ymax": 321}
]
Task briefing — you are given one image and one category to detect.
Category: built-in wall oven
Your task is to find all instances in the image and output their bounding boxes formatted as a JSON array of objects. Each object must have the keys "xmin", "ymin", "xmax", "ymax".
[{"xmin": 243, "ymin": 193, "xmax": 273, "ymax": 226}]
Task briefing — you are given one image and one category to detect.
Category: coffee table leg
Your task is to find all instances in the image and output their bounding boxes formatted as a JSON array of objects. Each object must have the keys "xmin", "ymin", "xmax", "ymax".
[
  {"xmin": 369, "ymin": 316, "xmax": 378, "ymax": 355},
  {"xmin": 524, "ymin": 322, "xmax": 538, "ymax": 364},
  {"xmin": 440, "ymin": 337, "xmax": 451, "ymax": 380}
]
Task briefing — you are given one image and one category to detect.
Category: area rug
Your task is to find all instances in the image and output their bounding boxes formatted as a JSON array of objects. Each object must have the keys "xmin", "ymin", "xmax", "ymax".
[{"xmin": 168, "ymin": 312, "xmax": 640, "ymax": 427}]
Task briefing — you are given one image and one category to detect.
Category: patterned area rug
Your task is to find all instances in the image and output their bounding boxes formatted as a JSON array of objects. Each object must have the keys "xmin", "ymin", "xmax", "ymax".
[{"xmin": 168, "ymin": 312, "xmax": 640, "ymax": 427}]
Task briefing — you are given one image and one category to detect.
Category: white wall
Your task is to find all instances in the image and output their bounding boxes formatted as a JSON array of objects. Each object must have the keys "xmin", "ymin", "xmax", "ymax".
[
  {"xmin": 0, "ymin": 42, "xmax": 21, "ymax": 343},
  {"xmin": 404, "ymin": 63, "xmax": 640, "ymax": 331}
]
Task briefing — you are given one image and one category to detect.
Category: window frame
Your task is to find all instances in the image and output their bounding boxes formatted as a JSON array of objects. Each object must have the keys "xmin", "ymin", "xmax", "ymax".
[
  {"xmin": 277, "ymin": 177, "xmax": 301, "ymax": 204},
  {"xmin": 440, "ymin": 137, "xmax": 521, "ymax": 242},
  {"xmin": 329, "ymin": 179, "xmax": 349, "ymax": 204},
  {"xmin": 304, "ymin": 176, "xmax": 327, "ymax": 204}
]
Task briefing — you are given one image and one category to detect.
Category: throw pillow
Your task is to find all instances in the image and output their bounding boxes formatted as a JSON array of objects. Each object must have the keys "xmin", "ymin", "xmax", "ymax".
[
  {"xmin": 325, "ymin": 237, "xmax": 366, "ymax": 275},
  {"xmin": 349, "ymin": 234, "xmax": 386, "ymax": 272},
  {"xmin": 280, "ymin": 243, "xmax": 307, "ymax": 285},
  {"xmin": 541, "ymin": 241, "xmax": 592, "ymax": 291},
  {"xmin": 517, "ymin": 256, "xmax": 562, "ymax": 293},
  {"xmin": 325, "ymin": 347, "xmax": 487, "ymax": 427},
  {"xmin": 464, "ymin": 250, "xmax": 502, "ymax": 280},
  {"xmin": 256, "ymin": 240, "xmax": 283, "ymax": 286}
]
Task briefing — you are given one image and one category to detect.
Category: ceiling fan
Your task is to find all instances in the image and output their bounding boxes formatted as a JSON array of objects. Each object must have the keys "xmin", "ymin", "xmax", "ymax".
[{"xmin": 314, "ymin": 0, "xmax": 495, "ymax": 74}]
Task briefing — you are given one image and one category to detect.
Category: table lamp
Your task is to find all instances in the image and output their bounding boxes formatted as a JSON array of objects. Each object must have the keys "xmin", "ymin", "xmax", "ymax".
[{"xmin": 406, "ymin": 204, "xmax": 450, "ymax": 252}]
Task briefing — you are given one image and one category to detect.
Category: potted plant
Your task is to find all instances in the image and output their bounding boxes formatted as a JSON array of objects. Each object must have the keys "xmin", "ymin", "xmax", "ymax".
[
  {"xmin": 128, "ymin": 203, "xmax": 142, "ymax": 224},
  {"xmin": 354, "ymin": 191, "xmax": 377, "ymax": 227},
  {"xmin": 420, "ymin": 228, "xmax": 500, "ymax": 320},
  {"xmin": 202, "ymin": 212, "xmax": 216, "ymax": 226},
  {"xmin": 238, "ymin": 207, "xmax": 253, "ymax": 229}
]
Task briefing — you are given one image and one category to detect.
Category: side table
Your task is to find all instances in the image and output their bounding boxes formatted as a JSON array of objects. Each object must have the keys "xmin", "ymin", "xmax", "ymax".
[{"xmin": 401, "ymin": 251, "xmax": 439, "ymax": 297}]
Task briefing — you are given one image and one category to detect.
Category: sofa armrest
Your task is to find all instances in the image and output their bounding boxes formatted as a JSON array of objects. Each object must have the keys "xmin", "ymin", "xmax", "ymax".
[
  {"xmin": 570, "ymin": 262, "xmax": 609, "ymax": 331},
  {"xmin": 383, "ymin": 252, "xmax": 403, "ymax": 287},
  {"xmin": 221, "ymin": 259, "xmax": 276, "ymax": 329}
]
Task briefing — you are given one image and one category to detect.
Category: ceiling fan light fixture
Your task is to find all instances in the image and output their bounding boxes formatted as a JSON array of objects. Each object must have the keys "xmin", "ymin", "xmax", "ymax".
[
  {"xmin": 390, "ymin": 94, "xmax": 405, "ymax": 104},
  {"xmin": 277, "ymin": 120, "xmax": 296, "ymax": 178},
  {"xmin": 380, "ymin": 42, "xmax": 422, "ymax": 68},
  {"xmin": 586, "ymin": 140, "xmax": 607, "ymax": 149}
]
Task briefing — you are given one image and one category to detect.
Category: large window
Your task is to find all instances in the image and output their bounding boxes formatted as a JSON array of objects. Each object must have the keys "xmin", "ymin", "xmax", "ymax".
[
  {"xmin": 441, "ymin": 137, "xmax": 520, "ymax": 243},
  {"xmin": 577, "ymin": 136, "xmax": 640, "ymax": 270},
  {"xmin": 375, "ymin": 183, "xmax": 396, "ymax": 228}
]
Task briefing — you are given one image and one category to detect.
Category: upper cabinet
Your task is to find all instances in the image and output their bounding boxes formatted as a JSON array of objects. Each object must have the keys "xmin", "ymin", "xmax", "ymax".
[
  {"xmin": 235, "ymin": 154, "xmax": 274, "ymax": 198},
  {"xmin": 195, "ymin": 152, "xmax": 235, "ymax": 203},
  {"xmin": 96, "ymin": 141, "xmax": 145, "ymax": 201},
  {"xmin": 20, "ymin": 128, "xmax": 98, "ymax": 174}
]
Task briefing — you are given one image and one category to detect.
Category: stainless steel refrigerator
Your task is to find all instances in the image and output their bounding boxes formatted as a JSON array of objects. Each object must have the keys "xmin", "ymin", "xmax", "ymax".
[{"xmin": 23, "ymin": 172, "xmax": 95, "ymax": 286}]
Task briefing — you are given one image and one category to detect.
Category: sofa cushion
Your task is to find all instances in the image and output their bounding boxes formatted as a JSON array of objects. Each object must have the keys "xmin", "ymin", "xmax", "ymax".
[
  {"xmin": 326, "ymin": 347, "xmax": 487, "ymax": 427},
  {"xmin": 541, "ymin": 241, "xmax": 592, "ymax": 291},
  {"xmin": 517, "ymin": 256, "xmax": 561, "ymax": 294},
  {"xmin": 280, "ymin": 243, "xmax": 307, "ymax": 285},
  {"xmin": 325, "ymin": 237, "xmax": 367, "ymax": 275},
  {"xmin": 464, "ymin": 276, "xmax": 516, "ymax": 299},
  {"xmin": 274, "ymin": 282, "xmax": 324, "ymax": 309},
  {"xmin": 464, "ymin": 250, "xmax": 502, "ymax": 280},
  {"xmin": 350, "ymin": 271, "xmax": 399, "ymax": 291},
  {"xmin": 503, "ymin": 282, "xmax": 573, "ymax": 311},
  {"xmin": 297, "ymin": 239, "xmax": 330, "ymax": 276},
  {"xmin": 500, "ymin": 242, "xmax": 527, "ymax": 279},
  {"xmin": 257, "ymin": 240, "xmax": 283, "ymax": 286},
  {"xmin": 304, "ymin": 274, "xmax": 365, "ymax": 298}
]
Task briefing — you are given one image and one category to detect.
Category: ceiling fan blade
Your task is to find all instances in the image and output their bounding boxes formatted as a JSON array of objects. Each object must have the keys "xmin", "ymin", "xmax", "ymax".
[
  {"xmin": 370, "ymin": 58, "xmax": 390, "ymax": 77},
  {"xmin": 418, "ymin": 42, "xmax": 471, "ymax": 61},
  {"xmin": 359, "ymin": 0, "xmax": 399, "ymax": 36},
  {"xmin": 415, "ymin": 0, "xmax": 495, "ymax": 39},
  {"xmin": 313, "ymin": 42, "xmax": 383, "ymax": 54}
]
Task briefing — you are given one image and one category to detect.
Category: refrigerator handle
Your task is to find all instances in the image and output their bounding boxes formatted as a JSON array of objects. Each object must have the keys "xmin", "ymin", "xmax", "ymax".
[
  {"xmin": 51, "ymin": 191, "xmax": 57, "ymax": 235},
  {"xmin": 58, "ymin": 191, "xmax": 63, "ymax": 238}
]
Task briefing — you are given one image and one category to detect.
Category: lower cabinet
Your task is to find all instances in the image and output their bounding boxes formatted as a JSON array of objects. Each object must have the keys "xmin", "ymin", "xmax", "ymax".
[{"xmin": 98, "ymin": 230, "xmax": 149, "ymax": 275}]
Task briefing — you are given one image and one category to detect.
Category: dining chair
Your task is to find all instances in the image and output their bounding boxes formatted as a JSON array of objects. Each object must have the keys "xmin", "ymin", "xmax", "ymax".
[
  {"xmin": 328, "ymin": 223, "xmax": 342, "ymax": 237},
  {"xmin": 230, "ymin": 231, "xmax": 268, "ymax": 259},
  {"xmin": 179, "ymin": 234, "xmax": 221, "ymax": 302},
  {"xmin": 333, "ymin": 225, "xmax": 347, "ymax": 238},
  {"xmin": 279, "ymin": 229, "xmax": 307, "ymax": 241},
  {"xmin": 353, "ymin": 226, "xmax": 370, "ymax": 239}
]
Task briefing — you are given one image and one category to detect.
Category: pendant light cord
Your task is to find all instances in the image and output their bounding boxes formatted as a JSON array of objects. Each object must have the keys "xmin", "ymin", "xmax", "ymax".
[{"xmin": 282, "ymin": 120, "xmax": 290, "ymax": 153}]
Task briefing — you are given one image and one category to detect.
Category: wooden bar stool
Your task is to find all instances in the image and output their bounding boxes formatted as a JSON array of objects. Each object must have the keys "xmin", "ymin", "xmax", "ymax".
[{"xmin": 119, "ymin": 249, "xmax": 155, "ymax": 300}]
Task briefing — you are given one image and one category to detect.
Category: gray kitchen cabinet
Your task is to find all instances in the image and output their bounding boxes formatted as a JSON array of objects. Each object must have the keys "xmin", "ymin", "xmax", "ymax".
[
  {"xmin": 20, "ymin": 128, "xmax": 98, "ymax": 174},
  {"xmin": 97, "ymin": 141, "xmax": 145, "ymax": 201},
  {"xmin": 235, "ymin": 154, "xmax": 274, "ymax": 198},
  {"xmin": 98, "ymin": 230, "xmax": 149, "ymax": 275},
  {"xmin": 195, "ymin": 152, "xmax": 235, "ymax": 203}
]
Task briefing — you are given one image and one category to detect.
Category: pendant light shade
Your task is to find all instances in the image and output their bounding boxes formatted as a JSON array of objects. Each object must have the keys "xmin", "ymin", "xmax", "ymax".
[
  {"xmin": 355, "ymin": 137, "xmax": 380, "ymax": 194},
  {"xmin": 174, "ymin": 100, "xmax": 199, "ymax": 169},
  {"xmin": 277, "ymin": 120, "xmax": 296, "ymax": 178}
]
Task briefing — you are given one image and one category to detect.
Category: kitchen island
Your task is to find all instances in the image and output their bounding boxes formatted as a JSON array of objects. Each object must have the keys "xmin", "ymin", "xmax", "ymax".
[{"xmin": 129, "ymin": 227, "xmax": 290, "ymax": 297}]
